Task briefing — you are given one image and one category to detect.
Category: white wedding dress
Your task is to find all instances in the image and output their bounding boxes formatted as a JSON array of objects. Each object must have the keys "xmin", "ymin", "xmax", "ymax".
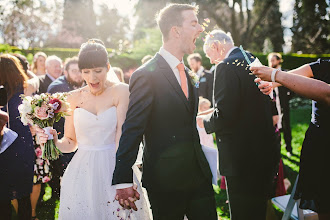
[{"xmin": 58, "ymin": 106, "xmax": 152, "ymax": 220}]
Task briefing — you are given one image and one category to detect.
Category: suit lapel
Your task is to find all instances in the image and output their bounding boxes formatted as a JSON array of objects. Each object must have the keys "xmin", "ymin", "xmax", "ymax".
[
  {"xmin": 185, "ymin": 68, "xmax": 198, "ymax": 115},
  {"xmin": 156, "ymin": 54, "xmax": 190, "ymax": 111},
  {"xmin": 45, "ymin": 75, "xmax": 53, "ymax": 87}
]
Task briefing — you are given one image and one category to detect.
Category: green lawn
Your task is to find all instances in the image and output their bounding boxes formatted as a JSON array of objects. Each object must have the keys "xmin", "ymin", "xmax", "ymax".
[{"xmin": 12, "ymin": 108, "xmax": 311, "ymax": 220}]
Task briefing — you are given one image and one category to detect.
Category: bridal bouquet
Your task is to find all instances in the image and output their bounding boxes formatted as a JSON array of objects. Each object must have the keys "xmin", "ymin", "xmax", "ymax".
[{"xmin": 18, "ymin": 93, "xmax": 70, "ymax": 160}]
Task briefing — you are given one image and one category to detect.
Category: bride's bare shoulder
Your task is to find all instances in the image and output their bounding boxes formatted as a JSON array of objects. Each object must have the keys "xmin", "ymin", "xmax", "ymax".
[
  {"xmin": 112, "ymin": 82, "xmax": 129, "ymax": 96},
  {"xmin": 67, "ymin": 86, "xmax": 89, "ymax": 104}
]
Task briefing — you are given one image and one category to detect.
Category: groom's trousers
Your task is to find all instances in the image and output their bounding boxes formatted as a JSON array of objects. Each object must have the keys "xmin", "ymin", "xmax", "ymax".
[
  {"xmin": 147, "ymin": 178, "xmax": 217, "ymax": 220},
  {"xmin": 225, "ymin": 174, "xmax": 274, "ymax": 220}
]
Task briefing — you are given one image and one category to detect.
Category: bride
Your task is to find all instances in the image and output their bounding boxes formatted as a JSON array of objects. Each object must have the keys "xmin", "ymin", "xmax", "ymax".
[{"xmin": 36, "ymin": 41, "xmax": 151, "ymax": 220}]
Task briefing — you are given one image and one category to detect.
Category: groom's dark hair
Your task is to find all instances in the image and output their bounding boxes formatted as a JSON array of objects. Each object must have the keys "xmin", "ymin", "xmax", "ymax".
[{"xmin": 156, "ymin": 3, "xmax": 199, "ymax": 42}]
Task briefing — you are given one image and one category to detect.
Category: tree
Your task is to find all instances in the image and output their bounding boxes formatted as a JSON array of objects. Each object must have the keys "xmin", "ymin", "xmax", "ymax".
[
  {"xmin": 134, "ymin": 0, "xmax": 283, "ymax": 51},
  {"xmin": 96, "ymin": 4, "xmax": 130, "ymax": 48},
  {"xmin": 291, "ymin": 0, "xmax": 330, "ymax": 53},
  {"xmin": 249, "ymin": 0, "xmax": 284, "ymax": 52},
  {"xmin": 49, "ymin": 0, "xmax": 96, "ymax": 47},
  {"xmin": 133, "ymin": 0, "xmax": 166, "ymax": 40},
  {"xmin": 0, "ymin": 0, "xmax": 62, "ymax": 48}
]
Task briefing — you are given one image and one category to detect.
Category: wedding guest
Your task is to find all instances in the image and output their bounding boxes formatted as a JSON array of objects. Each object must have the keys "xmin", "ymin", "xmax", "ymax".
[
  {"xmin": 199, "ymin": 29, "xmax": 280, "ymax": 220},
  {"xmin": 197, "ymin": 97, "xmax": 214, "ymax": 148},
  {"xmin": 141, "ymin": 55, "xmax": 153, "ymax": 64},
  {"xmin": 252, "ymin": 59, "xmax": 330, "ymax": 219},
  {"xmin": 112, "ymin": 67, "xmax": 125, "ymax": 83},
  {"xmin": 124, "ymin": 67, "xmax": 138, "ymax": 84},
  {"xmin": 12, "ymin": 53, "xmax": 40, "ymax": 94},
  {"xmin": 48, "ymin": 57, "xmax": 83, "ymax": 95},
  {"xmin": 38, "ymin": 55, "xmax": 63, "ymax": 94},
  {"xmin": 0, "ymin": 54, "xmax": 35, "ymax": 220},
  {"xmin": 268, "ymin": 53, "xmax": 293, "ymax": 156},
  {"xmin": 31, "ymin": 52, "xmax": 47, "ymax": 76},
  {"xmin": 12, "ymin": 53, "xmax": 47, "ymax": 218},
  {"xmin": 46, "ymin": 56, "xmax": 84, "ymax": 199},
  {"xmin": 187, "ymin": 53, "xmax": 213, "ymax": 103}
]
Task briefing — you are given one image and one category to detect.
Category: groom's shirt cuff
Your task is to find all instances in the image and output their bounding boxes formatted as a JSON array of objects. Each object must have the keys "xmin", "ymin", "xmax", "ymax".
[{"xmin": 115, "ymin": 183, "xmax": 133, "ymax": 189}]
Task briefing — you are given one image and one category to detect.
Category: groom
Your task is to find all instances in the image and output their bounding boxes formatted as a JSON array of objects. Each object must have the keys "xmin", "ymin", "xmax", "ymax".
[
  {"xmin": 112, "ymin": 3, "xmax": 217, "ymax": 220},
  {"xmin": 198, "ymin": 30, "xmax": 280, "ymax": 219}
]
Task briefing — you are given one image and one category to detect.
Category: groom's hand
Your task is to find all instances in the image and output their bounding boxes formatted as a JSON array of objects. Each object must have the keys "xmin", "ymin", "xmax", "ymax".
[{"xmin": 115, "ymin": 185, "xmax": 140, "ymax": 211}]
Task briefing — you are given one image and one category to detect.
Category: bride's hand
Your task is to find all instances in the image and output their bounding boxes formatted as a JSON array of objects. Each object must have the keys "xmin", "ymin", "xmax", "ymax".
[{"xmin": 35, "ymin": 126, "xmax": 59, "ymax": 146}]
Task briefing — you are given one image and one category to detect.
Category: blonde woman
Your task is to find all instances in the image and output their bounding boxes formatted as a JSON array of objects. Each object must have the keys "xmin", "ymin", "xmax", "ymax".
[{"xmin": 31, "ymin": 52, "xmax": 47, "ymax": 76}]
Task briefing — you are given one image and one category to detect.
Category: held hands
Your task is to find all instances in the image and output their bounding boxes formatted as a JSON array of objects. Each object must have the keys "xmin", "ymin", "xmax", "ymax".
[
  {"xmin": 115, "ymin": 185, "xmax": 140, "ymax": 211},
  {"xmin": 35, "ymin": 126, "xmax": 58, "ymax": 147}
]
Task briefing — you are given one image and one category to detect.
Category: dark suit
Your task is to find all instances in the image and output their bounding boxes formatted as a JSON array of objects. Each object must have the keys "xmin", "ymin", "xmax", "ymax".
[
  {"xmin": 198, "ymin": 68, "xmax": 213, "ymax": 103},
  {"xmin": 278, "ymin": 86, "xmax": 293, "ymax": 153},
  {"xmin": 112, "ymin": 53, "xmax": 217, "ymax": 220},
  {"xmin": 38, "ymin": 74, "xmax": 53, "ymax": 94},
  {"xmin": 203, "ymin": 48, "xmax": 280, "ymax": 219}
]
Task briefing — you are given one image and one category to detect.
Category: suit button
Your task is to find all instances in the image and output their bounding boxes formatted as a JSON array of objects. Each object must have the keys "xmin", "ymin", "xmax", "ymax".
[{"xmin": 172, "ymin": 135, "xmax": 176, "ymax": 139}]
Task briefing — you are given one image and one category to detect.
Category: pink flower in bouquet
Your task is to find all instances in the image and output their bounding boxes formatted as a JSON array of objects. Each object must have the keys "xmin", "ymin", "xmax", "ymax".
[
  {"xmin": 42, "ymin": 176, "xmax": 50, "ymax": 183},
  {"xmin": 35, "ymin": 147, "xmax": 42, "ymax": 157},
  {"xmin": 34, "ymin": 104, "xmax": 49, "ymax": 120},
  {"xmin": 49, "ymin": 98, "xmax": 62, "ymax": 113}
]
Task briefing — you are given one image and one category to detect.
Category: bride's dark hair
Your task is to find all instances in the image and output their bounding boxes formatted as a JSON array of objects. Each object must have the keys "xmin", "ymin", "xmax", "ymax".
[{"xmin": 78, "ymin": 40, "xmax": 109, "ymax": 70}]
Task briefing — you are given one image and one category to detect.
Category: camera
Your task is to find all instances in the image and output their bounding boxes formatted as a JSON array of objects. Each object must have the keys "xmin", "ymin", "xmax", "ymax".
[{"xmin": 0, "ymin": 86, "xmax": 7, "ymax": 107}]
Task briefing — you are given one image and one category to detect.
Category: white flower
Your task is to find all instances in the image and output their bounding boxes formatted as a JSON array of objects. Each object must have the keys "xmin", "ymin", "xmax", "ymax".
[
  {"xmin": 18, "ymin": 101, "xmax": 32, "ymax": 115},
  {"xmin": 20, "ymin": 115, "xmax": 29, "ymax": 126},
  {"xmin": 33, "ymin": 94, "xmax": 40, "ymax": 100}
]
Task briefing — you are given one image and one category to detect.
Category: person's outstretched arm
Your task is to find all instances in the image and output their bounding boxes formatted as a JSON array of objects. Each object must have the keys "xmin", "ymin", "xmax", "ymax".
[{"xmin": 251, "ymin": 65, "xmax": 330, "ymax": 106}]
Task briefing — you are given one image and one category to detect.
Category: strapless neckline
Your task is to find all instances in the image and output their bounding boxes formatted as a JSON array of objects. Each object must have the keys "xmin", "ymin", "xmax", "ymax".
[
  {"xmin": 74, "ymin": 106, "xmax": 116, "ymax": 117},
  {"xmin": 73, "ymin": 105, "xmax": 117, "ymax": 146}
]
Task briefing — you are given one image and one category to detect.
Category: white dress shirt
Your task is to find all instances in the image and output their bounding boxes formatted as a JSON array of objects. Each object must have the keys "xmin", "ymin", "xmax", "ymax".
[
  {"xmin": 196, "ymin": 66, "xmax": 205, "ymax": 77},
  {"xmin": 116, "ymin": 48, "xmax": 189, "ymax": 190},
  {"xmin": 0, "ymin": 127, "xmax": 18, "ymax": 154},
  {"xmin": 159, "ymin": 47, "xmax": 189, "ymax": 96}
]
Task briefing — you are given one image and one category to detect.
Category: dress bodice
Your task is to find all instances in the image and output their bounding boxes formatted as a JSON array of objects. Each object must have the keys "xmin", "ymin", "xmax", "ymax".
[{"xmin": 73, "ymin": 107, "xmax": 117, "ymax": 147}]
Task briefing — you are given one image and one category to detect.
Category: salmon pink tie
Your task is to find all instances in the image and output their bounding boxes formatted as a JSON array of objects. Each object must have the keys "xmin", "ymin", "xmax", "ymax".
[{"xmin": 177, "ymin": 63, "xmax": 188, "ymax": 99}]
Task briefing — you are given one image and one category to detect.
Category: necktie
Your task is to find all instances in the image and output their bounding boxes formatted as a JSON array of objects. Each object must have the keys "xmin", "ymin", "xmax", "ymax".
[{"xmin": 177, "ymin": 63, "xmax": 188, "ymax": 99}]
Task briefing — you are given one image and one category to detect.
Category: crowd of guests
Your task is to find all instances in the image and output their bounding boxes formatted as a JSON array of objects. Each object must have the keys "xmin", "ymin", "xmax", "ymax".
[{"xmin": 0, "ymin": 35, "xmax": 329, "ymax": 219}]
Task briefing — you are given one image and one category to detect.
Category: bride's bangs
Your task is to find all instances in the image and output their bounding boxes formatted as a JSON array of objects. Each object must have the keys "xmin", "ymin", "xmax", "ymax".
[{"xmin": 78, "ymin": 43, "xmax": 109, "ymax": 70}]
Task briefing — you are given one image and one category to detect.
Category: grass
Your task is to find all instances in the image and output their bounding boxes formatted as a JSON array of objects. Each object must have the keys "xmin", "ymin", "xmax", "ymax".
[{"xmin": 12, "ymin": 108, "xmax": 311, "ymax": 220}]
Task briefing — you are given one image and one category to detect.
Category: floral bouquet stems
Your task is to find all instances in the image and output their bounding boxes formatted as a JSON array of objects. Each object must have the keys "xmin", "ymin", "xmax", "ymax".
[{"xmin": 36, "ymin": 120, "xmax": 62, "ymax": 161}]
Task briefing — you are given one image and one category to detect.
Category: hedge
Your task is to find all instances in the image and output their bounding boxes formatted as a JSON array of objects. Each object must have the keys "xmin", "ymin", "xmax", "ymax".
[{"xmin": 1, "ymin": 44, "xmax": 329, "ymax": 71}]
